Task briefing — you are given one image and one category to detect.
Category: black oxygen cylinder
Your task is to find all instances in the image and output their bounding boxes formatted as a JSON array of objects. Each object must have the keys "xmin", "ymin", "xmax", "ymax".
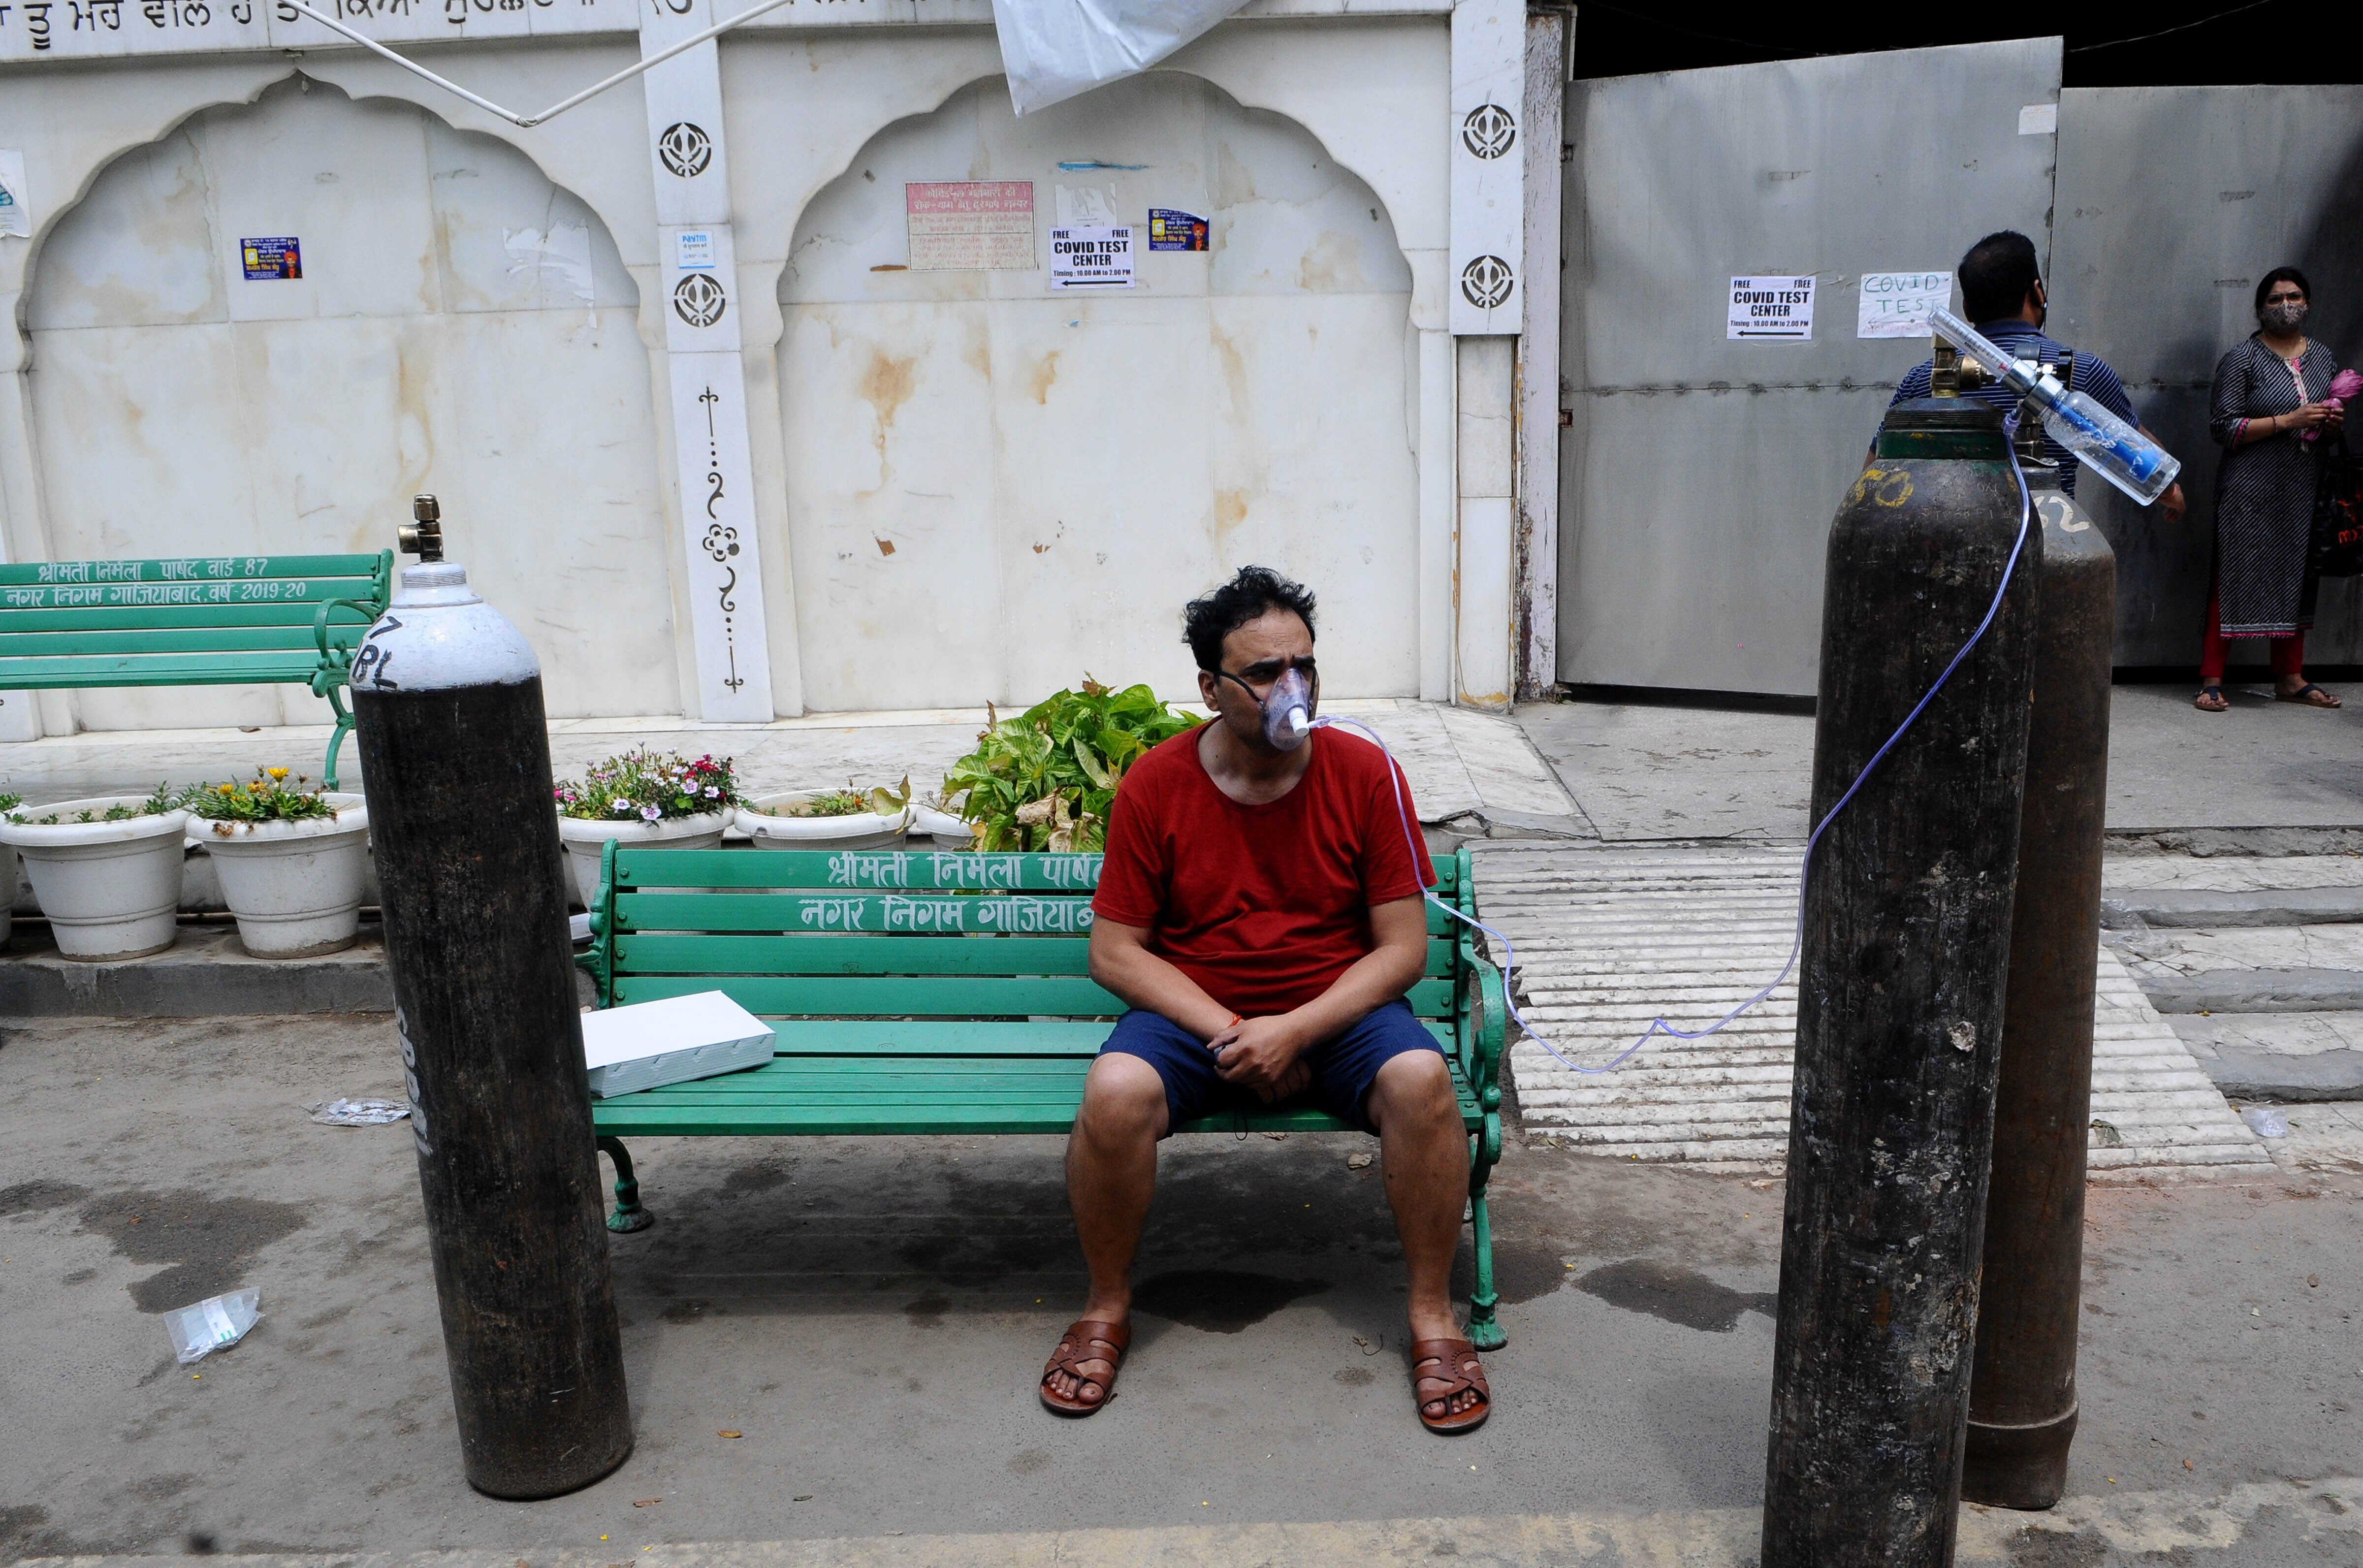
[
  {"xmin": 1761, "ymin": 400, "xmax": 2041, "ymax": 1568},
  {"xmin": 352, "ymin": 502, "xmax": 632, "ymax": 1500},
  {"xmin": 1964, "ymin": 459, "xmax": 2114, "ymax": 1510}
]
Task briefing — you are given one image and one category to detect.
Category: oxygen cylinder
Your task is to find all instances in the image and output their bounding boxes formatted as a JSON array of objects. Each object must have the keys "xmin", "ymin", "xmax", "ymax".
[
  {"xmin": 352, "ymin": 497, "xmax": 632, "ymax": 1500},
  {"xmin": 1964, "ymin": 457, "xmax": 2114, "ymax": 1509},
  {"xmin": 1762, "ymin": 400, "xmax": 2042, "ymax": 1568}
]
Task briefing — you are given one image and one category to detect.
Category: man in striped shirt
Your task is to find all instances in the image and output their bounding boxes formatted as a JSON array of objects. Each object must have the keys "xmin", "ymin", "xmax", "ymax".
[{"xmin": 1888, "ymin": 230, "xmax": 2186, "ymax": 521}]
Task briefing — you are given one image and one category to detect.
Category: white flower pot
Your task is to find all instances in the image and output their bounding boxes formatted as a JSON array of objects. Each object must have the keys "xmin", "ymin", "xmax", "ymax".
[
  {"xmin": 0, "ymin": 842, "xmax": 18, "ymax": 949},
  {"xmin": 0, "ymin": 797, "xmax": 191, "ymax": 960},
  {"xmin": 911, "ymin": 799, "xmax": 978, "ymax": 849},
  {"xmin": 557, "ymin": 810, "xmax": 731, "ymax": 906},
  {"xmin": 736, "ymin": 790, "xmax": 913, "ymax": 851},
  {"xmin": 192, "ymin": 796, "xmax": 371, "ymax": 959}
]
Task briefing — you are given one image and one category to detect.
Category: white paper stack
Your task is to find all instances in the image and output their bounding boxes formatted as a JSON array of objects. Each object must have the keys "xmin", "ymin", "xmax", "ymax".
[{"xmin": 580, "ymin": 991, "xmax": 775, "ymax": 1098}]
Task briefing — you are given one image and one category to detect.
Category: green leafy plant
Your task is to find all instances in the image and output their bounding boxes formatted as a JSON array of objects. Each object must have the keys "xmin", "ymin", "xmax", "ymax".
[
  {"xmin": 942, "ymin": 677, "xmax": 1200, "ymax": 852},
  {"xmin": 555, "ymin": 750, "xmax": 740, "ymax": 823},
  {"xmin": 778, "ymin": 777, "xmax": 912, "ymax": 819},
  {"xmin": 183, "ymin": 768, "xmax": 342, "ymax": 834},
  {"xmin": 10, "ymin": 783, "xmax": 180, "ymax": 826},
  {"xmin": 0, "ymin": 792, "xmax": 19, "ymax": 813}
]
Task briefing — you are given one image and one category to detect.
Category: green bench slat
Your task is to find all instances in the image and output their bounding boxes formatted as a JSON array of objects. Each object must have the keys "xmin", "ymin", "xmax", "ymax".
[
  {"xmin": 610, "ymin": 932, "xmax": 1458, "ymax": 979},
  {"xmin": 614, "ymin": 892, "xmax": 1095, "ymax": 935},
  {"xmin": 0, "ymin": 651, "xmax": 328, "ymax": 686},
  {"xmin": 586, "ymin": 1049, "xmax": 1476, "ymax": 1135},
  {"xmin": 612, "ymin": 891, "xmax": 1458, "ymax": 938},
  {"xmin": 610, "ymin": 972, "xmax": 1456, "ymax": 1018},
  {"xmin": 617, "ymin": 847, "xmax": 1107, "ymax": 892},
  {"xmin": 611, "ymin": 847, "xmax": 1461, "ymax": 897},
  {"xmin": 0, "ymin": 576, "xmax": 383, "ymax": 613},
  {"xmin": 0, "ymin": 625, "xmax": 367, "ymax": 658},
  {"xmin": 0, "ymin": 603, "xmax": 379, "ymax": 633},
  {"xmin": 0, "ymin": 554, "xmax": 383, "ymax": 586},
  {"xmin": 755, "ymin": 1018, "xmax": 1456, "ymax": 1057},
  {"xmin": 767, "ymin": 1020, "xmax": 1114, "ymax": 1055}
]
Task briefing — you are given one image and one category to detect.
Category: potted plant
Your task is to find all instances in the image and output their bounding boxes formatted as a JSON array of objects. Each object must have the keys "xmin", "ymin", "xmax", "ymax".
[
  {"xmin": 0, "ymin": 791, "xmax": 18, "ymax": 950},
  {"xmin": 185, "ymin": 768, "xmax": 371, "ymax": 959},
  {"xmin": 941, "ymin": 679, "xmax": 1200, "ymax": 851},
  {"xmin": 910, "ymin": 792, "xmax": 977, "ymax": 848},
  {"xmin": 0, "ymin": 784, "xmax": 190, "ymax": 960},
  {"xmin": 737, "ymin": 777, "xmax": 914, "ymax": 851},
  {"xmin": 554, "ymin": 750, "xmax": 739, "ymax": 905}
]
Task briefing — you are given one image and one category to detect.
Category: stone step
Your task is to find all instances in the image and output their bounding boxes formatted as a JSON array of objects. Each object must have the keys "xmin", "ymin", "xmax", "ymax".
[
  {"xmin": 2103, "ymin": 886, "xmax": 2363, "ymax": 928},
  {"xmin": 2169, "ymin": 1012, "xmax": 2363, "ymax": 1101},
  {"xmin": 2136, "ymin": 966, "xmax": 2363, "ymax": 1015}
]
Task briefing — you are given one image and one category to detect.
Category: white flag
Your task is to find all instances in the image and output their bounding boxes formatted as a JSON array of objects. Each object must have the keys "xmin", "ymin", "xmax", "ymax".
[{"xmin": 990, "ymin": 0, "xmax": 1255, "ymax": 116}]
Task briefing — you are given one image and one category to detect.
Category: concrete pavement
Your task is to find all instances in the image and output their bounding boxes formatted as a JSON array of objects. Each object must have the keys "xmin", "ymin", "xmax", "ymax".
[{"xmin": 4, "ymin": 1014, "xmax": 2362, "ymax": 1564}]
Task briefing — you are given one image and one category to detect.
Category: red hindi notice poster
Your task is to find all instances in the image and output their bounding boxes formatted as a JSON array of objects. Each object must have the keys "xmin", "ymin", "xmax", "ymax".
[{"xmin": 905, "ymin": 181, "xmax": 1036, "ymax": 271}]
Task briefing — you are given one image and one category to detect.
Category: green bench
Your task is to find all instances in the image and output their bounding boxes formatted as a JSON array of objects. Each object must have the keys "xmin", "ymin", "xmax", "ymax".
[
  {"xmin": 579, "ymin": 843, "xmax": 1511, "ymax": 1348},
  {"xmin": 0, "ymin": 551, "xmax": 395, "ymax": 788}
]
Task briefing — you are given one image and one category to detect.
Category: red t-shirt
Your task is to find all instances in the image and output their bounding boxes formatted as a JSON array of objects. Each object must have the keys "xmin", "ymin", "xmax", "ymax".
[{"xmin": 1091, "ymin": 726, "xmax": 1436, "ymax": 1016}]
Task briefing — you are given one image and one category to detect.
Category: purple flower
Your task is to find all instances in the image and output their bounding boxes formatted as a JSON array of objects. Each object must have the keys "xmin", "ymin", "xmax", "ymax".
[{"xmin": 640, "ymin": 804, "xmax": 662, "ymax": 823}]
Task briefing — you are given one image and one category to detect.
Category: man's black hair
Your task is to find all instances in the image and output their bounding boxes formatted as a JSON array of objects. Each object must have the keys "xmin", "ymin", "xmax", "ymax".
[
  {"xmin": 1958, "ymin": 230, "xmax": 2043, "ymax": 324},
  {"xmin": 1183, "ymin": 566, "xmax": 1317, "ymax": 672},
  {"xmin": 2255, "ymin": 266, "xmax": 2312, "ymax": 317}
]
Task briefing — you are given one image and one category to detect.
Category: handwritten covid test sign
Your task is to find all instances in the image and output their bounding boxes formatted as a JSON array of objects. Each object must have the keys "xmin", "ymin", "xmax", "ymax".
[{"xmin": 1857, "ymin": 271, "xmax": 1955, "ymax": 339}]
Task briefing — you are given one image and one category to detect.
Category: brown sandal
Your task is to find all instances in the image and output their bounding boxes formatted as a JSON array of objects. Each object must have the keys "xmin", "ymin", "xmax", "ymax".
[
  {"xmin": 1408, "ymin": 1337, "xmax": 1491, "ymax": 1434},
  {"xmin": 1039, "ymin": 1318, "xmax": 1129, "ymax": 1416}
]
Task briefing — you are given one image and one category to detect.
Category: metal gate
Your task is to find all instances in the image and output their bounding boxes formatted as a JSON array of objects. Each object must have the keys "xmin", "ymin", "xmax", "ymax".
[{"xmin": 1558, "ymin": 39, "xmax": 2064, "ymax": 696}]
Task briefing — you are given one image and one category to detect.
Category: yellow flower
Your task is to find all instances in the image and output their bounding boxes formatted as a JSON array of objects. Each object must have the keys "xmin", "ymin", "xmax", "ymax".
[
  {"xmin": 266, "ymin": 767, "xmax": 288, "ymax": 781},
  {"xmin": 216, "ymin": 782, "xmax": 236, "ymax": 794}
]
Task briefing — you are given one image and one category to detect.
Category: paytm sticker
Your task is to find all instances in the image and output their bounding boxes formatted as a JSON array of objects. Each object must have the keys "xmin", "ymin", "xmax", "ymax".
[
  {"xmin": 676, "ymin": 230, "xmax": 716, "ymax": 270},
  {"xmin": 1728, "ymin": 276, "xmax": 1814, "ymax": 341},
  {"xmin": 1049, "ymin": 225, "xmax": 1135, "ymax": 290},
  {"xmin": 241, "ymin": 236, "xmax": 302, "ymax": 281},
  {"xmin": 1147, "ymin": 209, "xmax": 1209, "ymax": 252},
  {"xmin": 1857, "ymin": 271, "xmax": 1953, "ymax": 339}
]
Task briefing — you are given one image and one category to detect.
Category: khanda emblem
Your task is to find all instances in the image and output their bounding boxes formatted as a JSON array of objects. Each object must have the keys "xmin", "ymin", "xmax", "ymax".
[{"xmin": 1462, "ymin": 103, "xmax": 1516, "ymax": 160}]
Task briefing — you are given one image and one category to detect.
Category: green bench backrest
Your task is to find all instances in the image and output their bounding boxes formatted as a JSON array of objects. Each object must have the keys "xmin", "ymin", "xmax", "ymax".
[
  {"xmin": 594, "ymin": 847, "xmax": 1467, "ymax": 1021},
  {"xmin": 0, "ymin": 552, "xmax": 392, "ymax": 684}
]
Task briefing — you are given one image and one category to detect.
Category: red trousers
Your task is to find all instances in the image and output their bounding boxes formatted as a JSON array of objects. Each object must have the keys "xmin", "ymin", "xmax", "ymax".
[{"xmin": 2199, "ymin": 582, "xmax": 2304, "ymax": 682}]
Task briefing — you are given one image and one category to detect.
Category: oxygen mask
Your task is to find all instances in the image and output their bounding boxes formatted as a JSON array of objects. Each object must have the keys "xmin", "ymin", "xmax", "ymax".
[{"xmin": 1224, "ymin": 664, "xmax": 1318, "ymax": 751}]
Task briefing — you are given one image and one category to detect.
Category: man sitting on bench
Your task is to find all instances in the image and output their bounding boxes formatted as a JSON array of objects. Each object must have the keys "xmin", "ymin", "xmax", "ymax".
[{"xmin": 1038, "ymin": 566, "xmax": 1492, "ymax": 1434}]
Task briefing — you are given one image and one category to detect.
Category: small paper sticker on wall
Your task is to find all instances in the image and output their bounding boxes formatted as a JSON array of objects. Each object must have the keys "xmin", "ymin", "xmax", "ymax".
[
  {"xmin": 1049, "ymin": 225, "xmax": 1135, "ymax": 290},
  {"xmin": 1728, "ymin": 276, "xmax": 1814, "ymax": 341},
  {"xmin": 1857, "ymin": 271, "xmax": 1954, "ymax": 339},
  {"xmin": 2018, "ymin": 103, "xmax": 2057, "ymax": 136},
  {"xmin": 241, "ymin": 236, "xmax": 302, "ymax": 280},
  {"xmin": 1147, "ymin": 209, "xmax": 1209, "ymax": 252},
  {"xmin": 676, "ymin": 230, "xmax": 716, "ymax": 270},
  {"xmin": 0, "ymin": 151, "xmax": 29, "ymax": 240}
]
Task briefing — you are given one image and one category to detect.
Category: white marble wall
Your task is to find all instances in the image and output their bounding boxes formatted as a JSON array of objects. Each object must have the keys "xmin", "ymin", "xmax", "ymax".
[
  {"xmin": 775, "ymin": 73, "xmax": 1419, "ymax": 709},
  {"xmin": 0, "ymin": 6, "xmax": 1522, "ymax": 734},
  {"xmin": 21, "ymin": 78, "xmax": 674, "ymax": 726}
]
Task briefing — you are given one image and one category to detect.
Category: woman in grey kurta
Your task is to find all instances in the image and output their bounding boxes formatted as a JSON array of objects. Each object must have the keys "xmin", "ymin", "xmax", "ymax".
[{"xmin": 2197, "ymin": 267, "xmax": 2345, "ymax": 711}]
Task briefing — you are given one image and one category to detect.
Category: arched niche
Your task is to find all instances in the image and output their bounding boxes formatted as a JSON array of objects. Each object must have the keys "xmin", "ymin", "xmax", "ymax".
[
  {"xmin": 24, "ymin": 76, "xmax": 676, "ymax": 726},
  {"xmin": 774, "ymin": 73, "xmax": 1419, "ymax": 710}
]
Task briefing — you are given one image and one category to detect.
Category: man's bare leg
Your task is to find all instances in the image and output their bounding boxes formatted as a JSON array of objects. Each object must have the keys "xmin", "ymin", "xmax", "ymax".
[
  {"xmin": 1367, "ymin": 1049, "xmax": 1482, "ymax": 1420},
  {"xmin": 1047, "ymin": 1052, "xmax": 1168, "ymax": 1407}
]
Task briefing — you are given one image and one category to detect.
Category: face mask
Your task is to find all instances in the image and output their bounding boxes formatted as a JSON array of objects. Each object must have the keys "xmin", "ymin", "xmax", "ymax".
[
  {"xmin": 2264, "ymin": 300, "xmax": 2309, "ymax": 333},
  {"xmin": 1232, "ymin": 665, "xmax": 1317, "ymax": 751}
]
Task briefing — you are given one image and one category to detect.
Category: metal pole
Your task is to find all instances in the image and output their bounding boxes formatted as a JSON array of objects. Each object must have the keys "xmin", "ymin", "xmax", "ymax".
[
  {"xmin": 1963, "ymin": 455, "xmax": 2114, "ymax": 1509},
  {"xmin": 1762, "ymin": 399, "xmax": 2041, "ymax": 1567},
  {"xmin": 355, "ymin": 497, "xmax": 633, "ymax": 1500}
]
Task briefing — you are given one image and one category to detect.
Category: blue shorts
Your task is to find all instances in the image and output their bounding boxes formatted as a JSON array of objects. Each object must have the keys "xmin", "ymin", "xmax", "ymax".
[{"xmin": 1099, "ymin": 998, "xmax": 1444, "ymax": 1136}]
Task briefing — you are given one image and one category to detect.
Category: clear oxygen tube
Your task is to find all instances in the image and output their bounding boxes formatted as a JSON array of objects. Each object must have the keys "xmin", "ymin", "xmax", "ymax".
[
  {"xmin": 1268, "ymin": 427, "xmax": 2038, "ymax": 1076},
  {"xmin": 1928, "ymin": 307, "xmax": 2181, "ymax": 506}
]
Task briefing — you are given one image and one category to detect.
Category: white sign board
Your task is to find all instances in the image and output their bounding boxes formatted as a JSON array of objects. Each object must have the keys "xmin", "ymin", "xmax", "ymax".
[
  {"xmin": 675, "ymin": 230, "xmax": 716, "ymax": 270},
  {"xmin": 1048, "ymin": 224, "xmax": 1134, "ymax": 289},
  {"xmin": 908, "ymin": 182, "xmax": 1036, "ymax": 271},
  {"xmin": 1857, "ymin": 271, "xmax": 1953, "ymax": 339},
  {"xmin": 1728, "ymin": 276, "xmax": 1816, "ymax": 341}
]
